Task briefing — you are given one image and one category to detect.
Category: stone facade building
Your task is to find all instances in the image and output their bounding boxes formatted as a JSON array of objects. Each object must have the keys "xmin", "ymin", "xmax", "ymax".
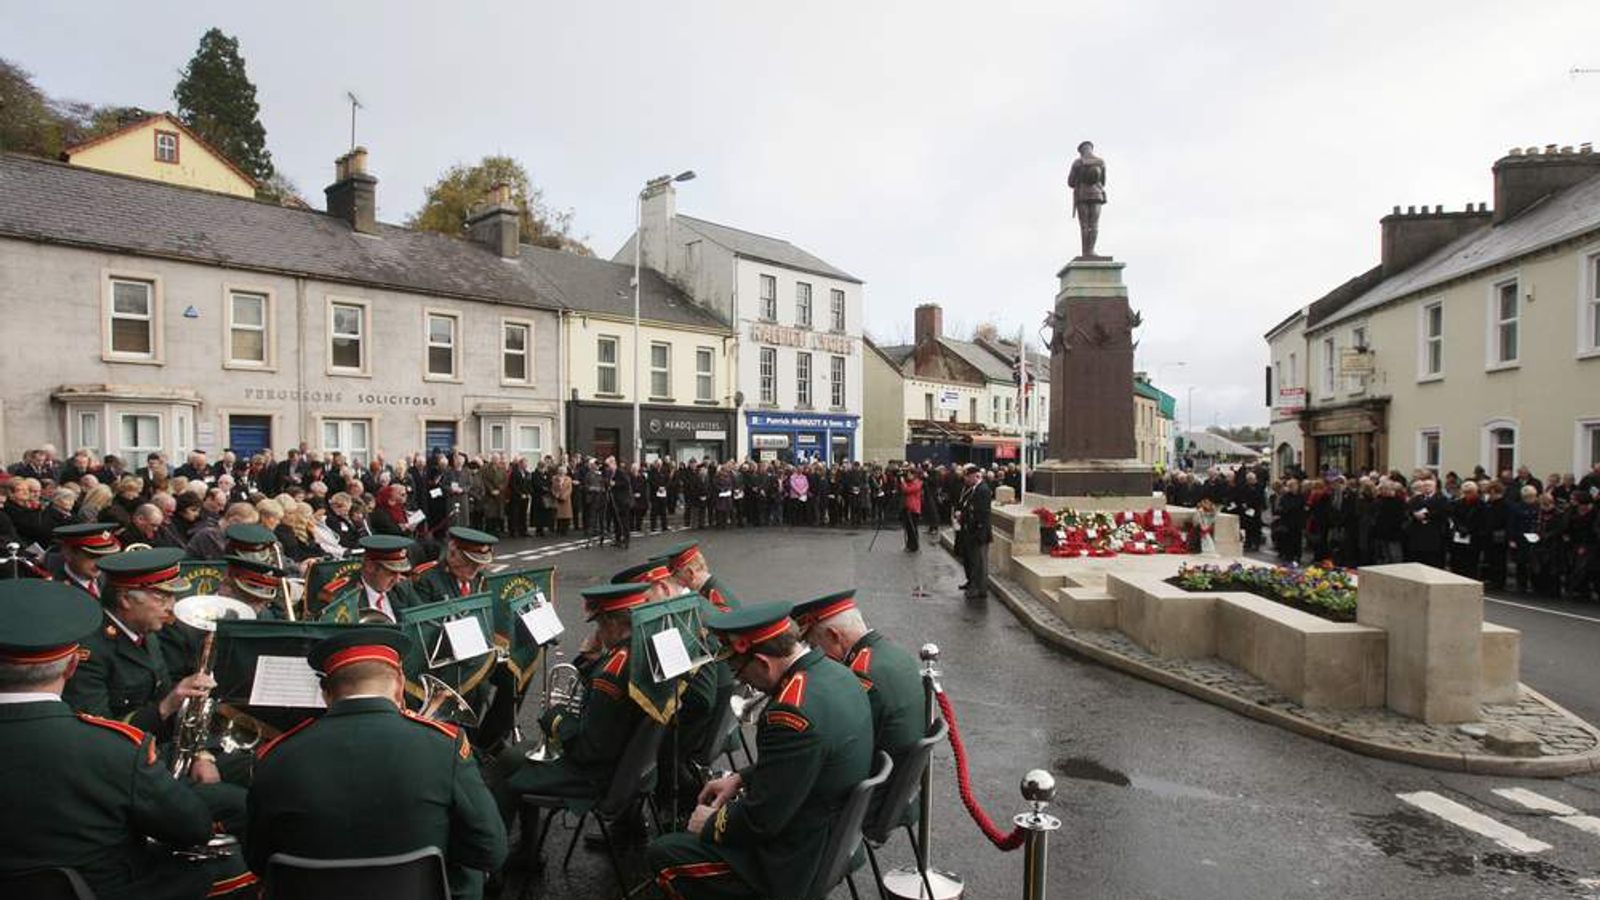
[{"xmin": 1269, "ymin": 144, "xmax": 1600, "ymax": 478}]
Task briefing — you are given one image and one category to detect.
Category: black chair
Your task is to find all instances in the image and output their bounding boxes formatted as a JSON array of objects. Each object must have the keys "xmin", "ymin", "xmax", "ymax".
[
  {"xmin": 690, "ymin": 689, "xmax": 741, "ymax": 776},
  {"xmin": 518, "ymin": 717, "xmax": 668, "ymax": 899},
  {"xmin": 862, "ymin": 717, "xmax": 948, "ymax": 900},
  {"xmin": 802, "ymin": 751, "xmax": 894, "ymax": 900},
  {"xmin": 0, "ymin": 868, "xmax": 97, "ymax": 900},
  {"xmin": 265, "ymin": 846, "xmax": 449, "ymax": 900}
]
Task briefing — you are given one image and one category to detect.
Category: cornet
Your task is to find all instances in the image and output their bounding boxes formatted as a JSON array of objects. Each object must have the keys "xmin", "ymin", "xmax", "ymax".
[{"xmin": 524, "ymin": 660, "xmax": 584, "ymax": 762}]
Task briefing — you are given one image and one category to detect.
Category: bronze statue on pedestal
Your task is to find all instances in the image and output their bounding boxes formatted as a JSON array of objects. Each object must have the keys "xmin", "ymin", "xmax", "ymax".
[{"xmin": 1068, "ymin": 141, "xmax": 1106, "ymax": 259}]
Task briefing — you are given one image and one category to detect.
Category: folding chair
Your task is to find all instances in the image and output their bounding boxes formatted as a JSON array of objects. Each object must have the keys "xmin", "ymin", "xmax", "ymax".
[
  {"xmin": 265, "ymin": 846, "xmax": 450, "ymax": 900},
  {"xmin": 802, "ymin": 751, "xmax": 893, "ymax": 900},
  {"xmin": 0, "ymin": 868, "xmax": 97, "ymax": 900},
  {"xmin": 862, "ymin": 718, "xmax": 948, "ymax": 900}
]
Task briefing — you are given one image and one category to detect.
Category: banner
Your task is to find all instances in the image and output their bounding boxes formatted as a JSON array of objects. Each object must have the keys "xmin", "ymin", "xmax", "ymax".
[
  {"xmin": 212, "ymin": 618, "xmax": 415, "ymax": 734},
  {"xmin": 483, "ymin": 566, "xmax": 557, "ymax": 694},
  {"xmin": 305, "ymin": 556, "xmax": 363, "ymax": 617},
  {"xmin": 176, "ymin": 560, "xmax": 228, "ymax": 598},
  {"xmin": 627, "ymin": 592, "xmax": 713, "ymax": 724},
  {"xmin": 397, "ymin": 592, "xmax": 499, "ymax": 703}
]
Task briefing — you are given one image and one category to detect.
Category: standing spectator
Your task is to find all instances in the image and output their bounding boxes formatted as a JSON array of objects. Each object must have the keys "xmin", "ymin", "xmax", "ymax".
[
  {"xmin": 1563, "ymin": 492, "xmax": 1598, "ymax": 602},
  {"xmin": 480, "ymin": 454, "xmax": 508, "ymax": 536},
  {"xmin": 1447, "ymin": 480, "xmax": 1486, "ymax": 578},
  {"xmin": 900, "ymin": 466, "xmax": 923, "ymax": 552},
  {"xmin": 954, "ymin": 465, "xmax": 992, "ymax": 600},
  {"xmin": 1508, "ymin": 485, "xmax": 1542, "ymax": 594},
  {"xmin": 507, "ymin": 457, "xmax": 531, "ymax": 538},
  {"xmin": 1372, "ymin": 479, "xmax": 1407, "ymax": 564},
  {"xmin": 552, "ymin": 464, "xmax": 573, "ymax": 536},
  {"xmin": 1481, "ymin": 481, "xmax": 1510, "ymax": 590},
  {"xmin": 1404, "ymin": 478, "xmax": 1448, "ymax": 568}
]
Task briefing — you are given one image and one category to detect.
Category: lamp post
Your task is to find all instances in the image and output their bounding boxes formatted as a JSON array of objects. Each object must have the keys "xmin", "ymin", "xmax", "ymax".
[{"xmin": 632, "ymin": 170, "xmax": 696, "ymax": 464}]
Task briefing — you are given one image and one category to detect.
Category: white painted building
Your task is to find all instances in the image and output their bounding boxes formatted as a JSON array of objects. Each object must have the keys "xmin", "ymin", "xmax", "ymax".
[{"xmin": 616, "ymin": 183, "xmax": 865, "ymax": 462}]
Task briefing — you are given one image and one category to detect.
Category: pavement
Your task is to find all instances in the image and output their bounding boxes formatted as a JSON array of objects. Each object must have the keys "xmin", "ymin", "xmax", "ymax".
[{"xmin": 490, "ymin": 524, "xmax": 1600, "ymax": 900}]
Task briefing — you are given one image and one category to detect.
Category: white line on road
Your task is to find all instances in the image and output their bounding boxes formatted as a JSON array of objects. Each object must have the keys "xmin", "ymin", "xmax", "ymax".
[
  {"xmin": 1495, "ymin": 788, "xmax": 1600, "ymax": 838},
  {"xmin": 1485, "ymin": 597, "xmax": 1600, "ymax": 625},
  {"xmin": 1397, "ymin": 791, "xmax": 1552, "ymax": 853}
]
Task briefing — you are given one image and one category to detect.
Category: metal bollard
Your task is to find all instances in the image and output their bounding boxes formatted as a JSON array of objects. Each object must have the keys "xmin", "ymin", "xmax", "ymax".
[
  {"xmin": 882, "ymin": 644, "xmax": 963, "ymax": 899},
  {"xmin": 1015, "ymin": 770, "xmax": 1061, "ymax": 900}
]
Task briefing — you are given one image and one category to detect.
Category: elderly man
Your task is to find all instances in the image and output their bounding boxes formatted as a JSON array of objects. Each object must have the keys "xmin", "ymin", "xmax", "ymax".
[
  {"xmin": 416, "ymin": 526, "xmax": 498, "ymax": 603},
  {"xmin": 954, "ymin": 464, "xmax": 992, "ymax": 599},
  {"xmin": 247, "ymin": 628, "xmax": 506, "ymax": 899},
  {"xmin": 645, "ymin": 601, "xmax": 873, "ymax": 900},
  {"xmin": 125, "ymin": 502, "xmax": 183, "ymax": 549},
  {"xmin": 660, "ymin": 541, "xmax": 741, "ymax": 611},
  {"xmin": 0, "ymin": 580, "xmax": 256, "ymax": 899}
]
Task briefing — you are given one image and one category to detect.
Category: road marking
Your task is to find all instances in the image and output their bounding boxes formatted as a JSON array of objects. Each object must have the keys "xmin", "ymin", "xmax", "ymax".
[
  {"xmin": 1397, "ymin": 791, "xmax": 1552, "ymax": 853},
  {"xmin": 1485, "ymin": 597, "xmax": 1600, "ymax": 625},
  {"xmin": 1495, "ymin": 787, "xmax": 1600, "ymax": 838}
]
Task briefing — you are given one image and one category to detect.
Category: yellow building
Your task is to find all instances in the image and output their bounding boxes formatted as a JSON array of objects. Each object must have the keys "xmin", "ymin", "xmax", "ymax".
[{"xmin": 62, "ymin": 112, "xmax": 258, "ymax": 198}]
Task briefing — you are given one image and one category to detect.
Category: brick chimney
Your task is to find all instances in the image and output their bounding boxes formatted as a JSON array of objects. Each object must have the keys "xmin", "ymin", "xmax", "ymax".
[
  {"xmin": 914, "ymin": 303, "xmax": 944, "ymax": 345},
  {"xmin": 467, "ymin": 182, "xmax": 520, "ymax": 258},
  {"xmin": 639, "ymin": 179, "xmax": 676, "ymax": 272},
  {"xmin": 1493, "ymin": 143, "xmax": 1600, "ymax": 225},
  {"xmin": 1379, "ymin": 203, "xmax": 1490, "ymax": 277},
  {"xmin": 325, "ymin": 147, "xmax": 378, "ymax": 235}
]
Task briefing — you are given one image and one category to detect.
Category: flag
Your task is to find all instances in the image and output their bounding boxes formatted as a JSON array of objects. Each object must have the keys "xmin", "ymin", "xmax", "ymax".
[
  {"xmin": 397, "ymin": 592, "xmax": 499, "ymax": 704},
  {"xmin": 482, "ymin": 566, "xmax": 557, "ymax": 694},
  {"xmin": 627, "ymin": 592, "xmax": 713, "ymax": 724}
]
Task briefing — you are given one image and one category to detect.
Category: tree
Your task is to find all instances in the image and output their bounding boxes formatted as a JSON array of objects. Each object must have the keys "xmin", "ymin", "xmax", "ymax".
[
  {"xmin": 0, "ymin": 59, "xmax": 66, "ymax": 156},
  {"xmin": 173, "ymin": 28, "xmax": 274, "ymax": 182},
  {"xmin": 408, "ymin": 155, "xmax": 591, "ymax": 254}
]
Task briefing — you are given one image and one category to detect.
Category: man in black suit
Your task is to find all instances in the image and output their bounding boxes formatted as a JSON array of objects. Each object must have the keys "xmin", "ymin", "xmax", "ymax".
[{"xmin": 955, "ymin": 465, "xmax": 992, "ymax": 599}]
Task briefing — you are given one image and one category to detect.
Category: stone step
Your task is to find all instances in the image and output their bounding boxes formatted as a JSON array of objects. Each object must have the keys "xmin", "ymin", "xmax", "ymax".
[{"xmin": 1056, "ymin": 585, "xmax": 1117, "ymax": 630}]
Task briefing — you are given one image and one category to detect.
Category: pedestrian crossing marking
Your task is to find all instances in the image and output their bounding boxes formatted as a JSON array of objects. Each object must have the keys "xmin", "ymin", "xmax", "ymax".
[
  {"xmin": 1494, "ymin": 788, "xmax": 1600, "ymax": 839},
  {"xmin": 1397, "ymin": 791, "xmax": 1552, "ymax": 854}
]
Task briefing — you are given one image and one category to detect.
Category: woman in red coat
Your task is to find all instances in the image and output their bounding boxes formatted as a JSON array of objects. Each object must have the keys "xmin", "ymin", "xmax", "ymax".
[{"xmin": 900, "ymin": 467, "xmax": 923, "ymax": 552}]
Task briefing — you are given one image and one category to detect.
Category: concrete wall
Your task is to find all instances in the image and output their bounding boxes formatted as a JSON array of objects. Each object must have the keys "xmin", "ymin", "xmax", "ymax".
[
  {"xmin": 0, "ymin": 240, "xmax": 561, "ymax": 462},
  {"xmin": 67, "ymin": 119, "xmax": 256, "ymax": 197},
  {"xmin": 1306, "ymin": 237, "xmax": 1600, "ymax": 476}
]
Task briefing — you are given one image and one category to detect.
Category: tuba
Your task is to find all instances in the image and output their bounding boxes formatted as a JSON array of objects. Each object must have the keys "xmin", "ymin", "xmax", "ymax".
[
  {"xmin": 169, "ymin": 595, "xmax": 257, "ymax": 778},
  {"xmin": 416, "ymin": 673, "xmax": 480, "ymax": 728}
]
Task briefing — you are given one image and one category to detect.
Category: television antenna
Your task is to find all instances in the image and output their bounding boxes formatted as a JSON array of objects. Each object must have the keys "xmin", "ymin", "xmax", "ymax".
[{"xmin": 346, "ymin": 91, "xmax": 363, "ymax": 150}]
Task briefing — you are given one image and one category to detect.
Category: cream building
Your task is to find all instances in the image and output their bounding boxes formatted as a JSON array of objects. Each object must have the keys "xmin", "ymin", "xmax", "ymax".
[
  {"xmin": 1278, "ymin": 144, "xmax": 1600, "ymax": 479},
  {"xmin": 1264, "ymin": 307, "xmax": 1308, "ymax": 477},
  {"xmin": 1133, "ymin": 375, "xmax": 1176, "ymax": 469},
  {"xmin": 62, "ymin": 112, "xmax": 258, "ymax": 198}
]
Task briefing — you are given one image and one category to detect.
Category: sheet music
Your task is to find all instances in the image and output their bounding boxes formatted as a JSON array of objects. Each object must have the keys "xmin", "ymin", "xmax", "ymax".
[
  {"xmin": 650, "ymin": 627, "xmax": 694, "ymax": 682},
  {"xmin": 249, "ymin": 655, "xmax": 327, "ymax": 708},
  {"xmin": 519, "ymin": 602, "xmax": 564, "ymax": 645},
  {"xmin": 443, "ymin": 617, "xmax": 492, "ymax": 660}
]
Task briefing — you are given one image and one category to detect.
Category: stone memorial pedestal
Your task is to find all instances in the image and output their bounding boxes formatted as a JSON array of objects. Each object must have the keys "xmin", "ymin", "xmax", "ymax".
[
  {"xmin": 1357, "ymin": 563, "xmax": 1484, "ymax": 724},
  {"xmin": 1032, "ymin": 258, "xmax": 1151, "ymax": 498}
]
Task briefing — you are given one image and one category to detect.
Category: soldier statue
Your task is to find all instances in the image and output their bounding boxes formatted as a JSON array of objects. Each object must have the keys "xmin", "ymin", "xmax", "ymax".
[{"xmin": 1068, "ymin": 140, "xmax": 1107, "ymax": 258}]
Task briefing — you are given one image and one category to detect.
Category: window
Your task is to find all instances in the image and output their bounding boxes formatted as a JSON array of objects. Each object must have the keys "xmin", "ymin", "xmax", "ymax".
[
  {"xmin": 1588, "ymin": 255, "xmax": 1600, "ymax": 352},
  {"xmin": 1321, "ymin": 337, "xmax": 1336, "ymax": 395},
  {"xmin": 759, "ymin": 275, "xmax": 777, "ymax": 321},
  {"xmin": 1580, "ymin": 420, "xmax": 1600, "ymax": 473},
  {"xmin": 119, "ymin": 414, "xmax": 162, "ymax": 458},
  {"xmin": 1005, "ymin": 395, "xmax": 1014, "ymax": 425},
  {"xmin": 969, "ymin": 397, "xmax": 978, "ymax": 423},
  {"xmin": 1491, "ymin": 280, "xmax": 1519, "ymax": 366},
  {"xmin": 517, "ymin": 425, "xmax": 543, "ymax": 460},
  {"xmin": 1287, "ymin": 352, "xmax": 1297, "ymax": 387},
  {"xmin": 650, "ymin": 342, "xmax": 671, "ymax": 399},
  {"xmin": 1351, "ymin": 325, "xmax": 1367, "ymax": 352},
  {"xmin": 175, "ymin": 412, "xmax": 190, "ymax": 457},
  {"xmin": 759, "ymin": 348, "xmax": 777, "ymax": 405},
  {"xmin": 796, "ymin": 282, "xmax": 813, "ymax": 327},
  {"xmin": 1485, "ymin": 423, "xmax": 1517, "ymax": 474},
  {"xmin": 992, "ymin": 396, "xmax": 1001, "ymax": 424},
  {"xmin": 502, "ymin": 321, "xmax": 530, "ymax": 384},
  {"xmin": 329, "ymin": 301, "xmax": 366, "ymax": 372},
  {"xmin": 830, "ymin": 355, "xmax": 845, "ymax": 408},
  {"xmin": 830, "ymin": 289, "xmax": 846, "ymax": 332},
  {"xmin": 796, "ymin": 352, "xmax": 813, "ymax": 407},
  {"xmin": 1417, "ymin": 429, "xmax": 1441, "ymax": 471},
  {"xmin": 489, "ymin": 423, "xmax": 507, "ymax": 452},
  {"xmin": 109, "ymin": 278, "xmax": 155, "ymax": 357},
  {"xmin": 695, "ymin": 347, "xmax": 715, "ymax": 402},
  {"xmin": 322, "ymin": 418, "xmax": 371, "ymax": 465},
  {"xmin": 228, "ymin": 291, "xmax": 268, "ymax": 365},
  {"xmin": 597, "ymin": 336, "xmax": 619, "ymax": 394},
  {"xmin": 154, "ymin": 130, "xmax": 178, "ymax": 164},
  {"xmin": 77, "ymin": 411, "xmax": 101, "ymax": 456},
  {"xmin": 925, "ymin": 393, "xmax": 935, "ymax": 419},
  {"xmin": 1420, "ymin": 301, "xmax": 1443, "ymax": 377},
  {"xmin": 426, "ymin": 312, "xmax": 458, "ymax": 378}
]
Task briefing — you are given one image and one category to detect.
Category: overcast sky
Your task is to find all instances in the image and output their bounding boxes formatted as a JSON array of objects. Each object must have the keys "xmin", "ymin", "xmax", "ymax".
[{"xmin": 12, "ymin": 1, "xmax": 1600, "ymax": 427}]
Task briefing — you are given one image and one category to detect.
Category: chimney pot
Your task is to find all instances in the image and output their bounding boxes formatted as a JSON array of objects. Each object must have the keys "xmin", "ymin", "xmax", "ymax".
[
  {"xmin": 1392, "ymin": 205, "xmax": 1401, "ymax": 215},
  {"xmin": 1508, "ymin": 147, "xmax": 1522, "ymax": 156},
  {"xmin": 913, "ymin": 303, "xmax": 944, "ymax": 346},
  {"xmin": 1546, "ymin": 144, "xmax": 1559, "ymax": 154},
  {"xmin": 1406, "ymin": 205, "xmax": 1416, "ymax": 214},
  {"xmin": 1434, "ymin": 204, "xmax": 1443, "ymax": 214},
  {"xmin": 466, "ymin": 183, "xmax": 520, "ymax": 259},
  {"xmin": 325, "ymin": 147, "xmax": 378, "ymax": 235}
]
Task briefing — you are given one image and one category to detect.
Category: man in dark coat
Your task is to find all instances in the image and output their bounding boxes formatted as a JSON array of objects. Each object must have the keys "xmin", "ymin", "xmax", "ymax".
[
  {"xmin": 955, "ymin": 465, "xmax": 992, "ymax": 599},
  {"xmin": 1404, "ymin": 477, "xmax": 1450, "ymax": 568},
  {"xmin": 246, "ymin": 628, "xmax": 506, "ymax": 899}
]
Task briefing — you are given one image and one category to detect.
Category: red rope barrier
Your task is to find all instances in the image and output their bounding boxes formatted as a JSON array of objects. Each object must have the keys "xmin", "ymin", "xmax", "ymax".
[{"xmin": 935, "ymin": 690, "xmax": 1027, "ymax": 851}]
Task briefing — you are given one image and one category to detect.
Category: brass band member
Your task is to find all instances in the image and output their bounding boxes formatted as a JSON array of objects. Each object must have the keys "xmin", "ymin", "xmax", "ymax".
[
  {"xmin": 317, "ymin": 534, "xmax": 421, "ymax": 622},
  {"xmin": 660, "ymin": 541, "xmax": 742, "ymax": 611},
  {"xmin": 416, "ymin": 526, "xmax": 499, "ymax": 603},
  {"xmin": 0, "ymin": 579, "xmax": 255, "ymax": 899},
  {"xmin": 49, "ymin": 522, "xmax": 120, "ymax": 598}
]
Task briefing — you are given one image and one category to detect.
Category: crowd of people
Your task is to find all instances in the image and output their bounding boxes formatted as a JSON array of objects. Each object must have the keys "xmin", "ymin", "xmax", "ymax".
[
  {"xmin": 1156, "ymin": 461, "xmax": 1600, "ymax": 603},
  {"xmin": 0, "ymin": 442, "xmax": 1029, "ymax": 568}
]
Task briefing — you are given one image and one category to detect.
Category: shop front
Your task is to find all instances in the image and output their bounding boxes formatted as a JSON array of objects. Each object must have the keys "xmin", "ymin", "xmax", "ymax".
[
  {"xmin": 745, "ymin": 411, "xmax": 859, "ymax": 464},
  {"xmin": 1300, "ymin": 399, "xmax": 1388, "ymax": 478},
  {"xmin": 566, "ymin": 400, "xmax": 735, "ymax": 463}
]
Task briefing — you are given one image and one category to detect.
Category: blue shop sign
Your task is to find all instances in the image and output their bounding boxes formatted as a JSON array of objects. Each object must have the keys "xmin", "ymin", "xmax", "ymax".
[{"xmin": 745, "ymin": 411, "xmax": 858, "ymax": 431}]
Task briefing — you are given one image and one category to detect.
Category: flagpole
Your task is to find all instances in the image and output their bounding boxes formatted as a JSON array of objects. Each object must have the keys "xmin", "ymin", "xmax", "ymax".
[{"xmin": 1017, "ymin": 325, "xmax": 1028, "ymax": 504}]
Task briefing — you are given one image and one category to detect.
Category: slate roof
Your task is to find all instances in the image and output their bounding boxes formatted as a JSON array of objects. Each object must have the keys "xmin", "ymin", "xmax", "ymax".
[
  {"xmin": 875, "ymin": 343, "xmax": 916, "ymax": 366},
  {"xmin": 677, "ymin": 215, "xmax": 861, "ymax": 283},
  {"xmin": 0, "ymin": 153, "xmax": 558, "ymax": 309},
  {"xmin": 1180, "ymin": 430, "xmax": 1261, "ymax": 458},
  {"xmin": 515, "ymin": 244, "xmax": 728, "ymax": 330},
  {"xmin": 1313, "ymin": 171, "xmax": 1600, "ymax": 332},
  {"xmin": 974, "ymin": 335, "xmax": 1050, "ymax": 383},
  {"xmin": 938, "ymin": 337, "xmax": 1013, "ymax": 382}
]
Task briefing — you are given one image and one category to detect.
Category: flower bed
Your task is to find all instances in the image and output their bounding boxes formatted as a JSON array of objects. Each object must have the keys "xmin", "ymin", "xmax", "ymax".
[
  {"xmin": 1168, "ymin": 561, "xmax": 1358, "ymax": 623},
  {"xmin": 1033, "ymin": 506, "xmax": 1190, "ymax": 558}
]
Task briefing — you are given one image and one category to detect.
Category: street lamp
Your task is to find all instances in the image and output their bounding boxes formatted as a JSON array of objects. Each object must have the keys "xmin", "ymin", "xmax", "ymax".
[{"xmin": 632, "ymin": 170, "xmax": 696, "ymax": 464}]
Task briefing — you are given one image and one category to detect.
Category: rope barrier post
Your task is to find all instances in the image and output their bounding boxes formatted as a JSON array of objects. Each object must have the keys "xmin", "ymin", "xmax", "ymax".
[
  {"xmin": 1015, "ymin": 770, "xmax": 1061, "ymax": 900},
  {"xmin": 882, "ymin": 644, "xmax": 964, "ymax": 900}
]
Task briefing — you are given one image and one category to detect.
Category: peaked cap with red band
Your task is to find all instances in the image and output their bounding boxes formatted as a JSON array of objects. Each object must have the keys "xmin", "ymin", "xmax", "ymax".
[
  {"xmin": 358, "ymin": 535, "xmax": 415, "ymax": 572},
  {"xmin": 307, "ymin": 627, "xmax": 412, "ymax": 677},
  {"xmin": 707, "ymin": 600, "xmax": 795, "ymax": 657},
  {"xmin": 53, "ymin": 522, "xmax": 121, "ymax": 556},
  {"xmin": 612, "ymin": 560, "xmax": 673, "ymax": 587},
  {"xmin": 658, "ymin": 542, "xmax": 704, "ymax": 574},
  {"xmin": 224, "ymin": 554, "xmax": 289, "ymax": 600},
  {"xmin": 97, "ymin": 547, "xmax": 190, "ymax": 593},
  {"xmin": 581, "ymin": 582, "xmax": 652, "ymax": 621},
  {"xmin": 0, "ymin": 579, "xmax": 102, "ymax": 665},
  {"xmin": 790, "ymin": 589, "xmax": 857, "ymax": 629}
]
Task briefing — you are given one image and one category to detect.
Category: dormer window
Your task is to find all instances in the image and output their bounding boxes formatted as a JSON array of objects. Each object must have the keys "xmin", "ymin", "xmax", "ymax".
[{"xmin": 155, "ymin": 130, "xmax": 179, "ymax": 164}]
